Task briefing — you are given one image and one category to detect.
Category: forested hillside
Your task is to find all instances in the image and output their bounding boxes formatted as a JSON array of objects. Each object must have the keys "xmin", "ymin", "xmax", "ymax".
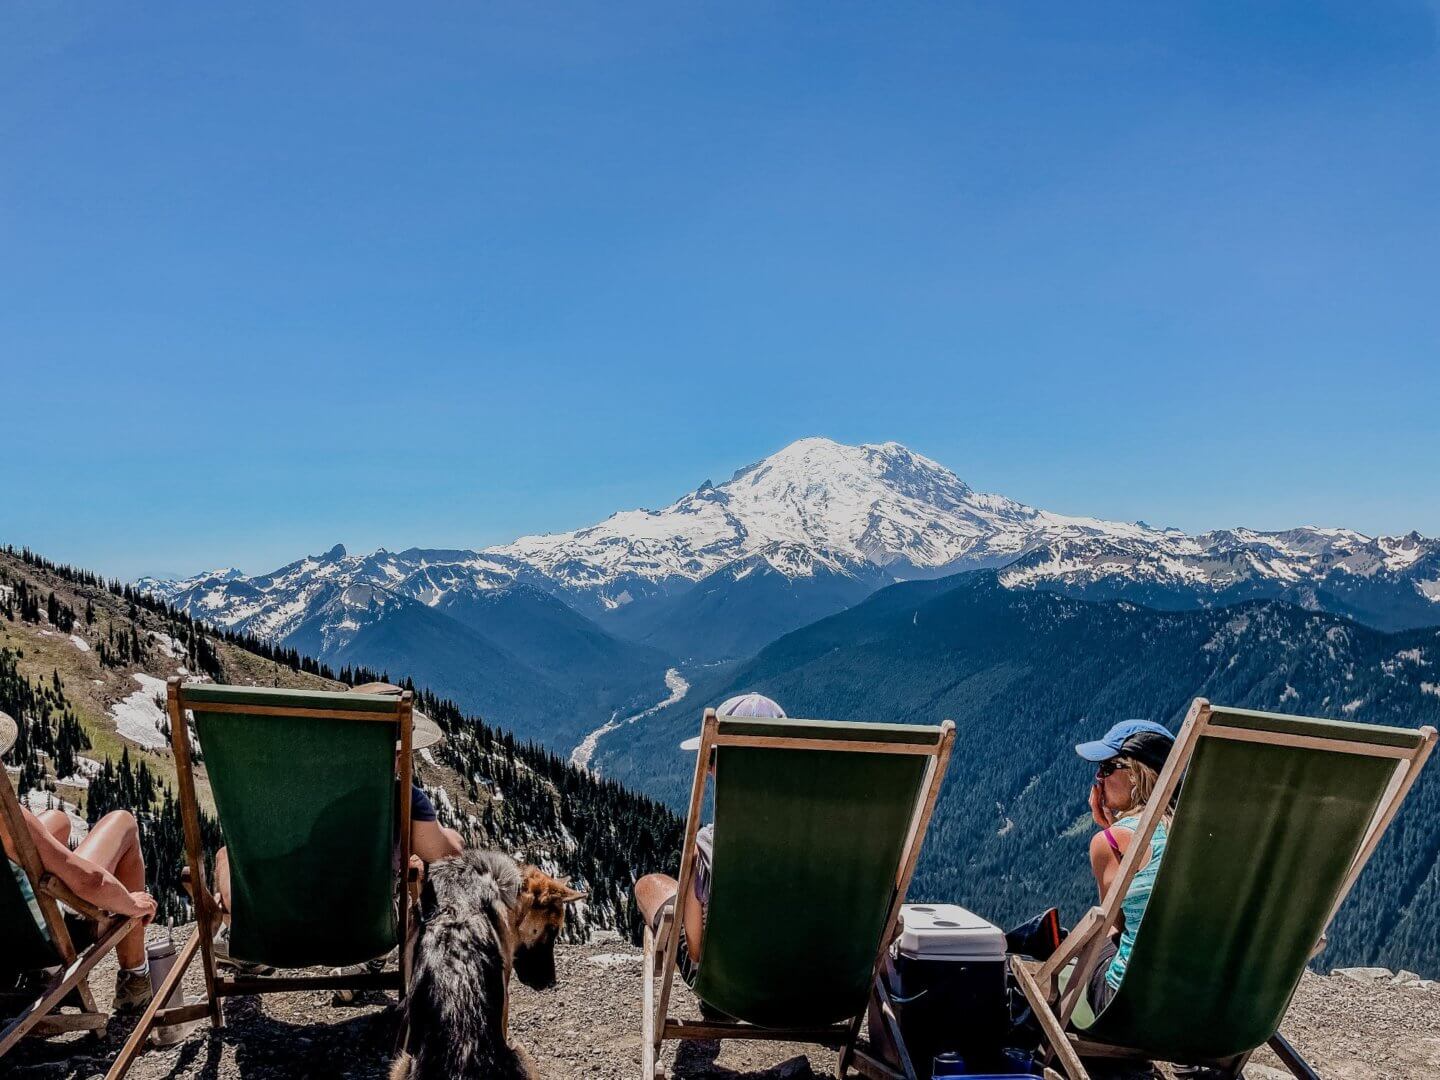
[
  {"xmin": 0, "ymin": 545, "xmax": 681, "ymax": 940},
  {"xmin": 597, "ymin": 571, "xmax": 1440, "ymax": 975}
]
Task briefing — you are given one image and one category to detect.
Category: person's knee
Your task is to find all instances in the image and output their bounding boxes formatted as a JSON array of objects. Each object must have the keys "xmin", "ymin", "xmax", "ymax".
[
  {"xmin": 440, "ymin": 827, "xmax": 463, "ymax": 856},
  {"xmin": 634, "ymin": 874, "xmax": 678, "ymax": 921},
  {"xmin": 96, "ymin": 809, "xmax": 140, "ymax": 839},
  {"xmin": 40, "ymin": 810, "xmax": 72, "ymax": 844}
]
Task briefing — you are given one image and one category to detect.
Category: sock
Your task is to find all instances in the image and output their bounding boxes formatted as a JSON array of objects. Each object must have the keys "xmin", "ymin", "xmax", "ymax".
[{"xmin": 122, "ymin": 959, "xmax": 150, "ymax": 978}]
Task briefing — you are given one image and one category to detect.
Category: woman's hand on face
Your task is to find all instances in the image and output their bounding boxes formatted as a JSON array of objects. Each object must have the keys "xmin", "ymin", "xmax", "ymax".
[
  {"xmin": 128, "ymin": 891, "xmax": 158, "ymax": 925},
  {"xmin": 1089, "ymin": 782, "xmax": 1113, "ymax": 829}
]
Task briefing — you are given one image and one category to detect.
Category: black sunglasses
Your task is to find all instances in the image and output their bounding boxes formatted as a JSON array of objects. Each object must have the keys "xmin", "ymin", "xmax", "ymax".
[{"xmin": 1095, "ymin": 759, "xmax": 1126, "ymax": 779}]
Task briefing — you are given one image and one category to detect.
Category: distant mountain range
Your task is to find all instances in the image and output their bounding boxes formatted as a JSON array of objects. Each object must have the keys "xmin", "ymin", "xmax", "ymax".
[
  {"xmin": 593, "ymin": 571, "xmax": 1440, "ymax": 976},
  {"xmin": 138, "ymin": 437, "xmax": 1440, "ymax": 744}
]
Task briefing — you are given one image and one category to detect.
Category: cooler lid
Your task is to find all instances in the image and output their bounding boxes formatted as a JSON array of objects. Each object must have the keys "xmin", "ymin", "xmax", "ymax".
[{"xmin": 897, "ymin": 903, "xmax": 1006, "ymax": 961}]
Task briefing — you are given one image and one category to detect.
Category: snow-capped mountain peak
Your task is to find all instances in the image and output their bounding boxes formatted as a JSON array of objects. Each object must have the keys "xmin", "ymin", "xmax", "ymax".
[{"xmin": 489, "ymin": 436, "xmax": 1153, "ymax": 597}]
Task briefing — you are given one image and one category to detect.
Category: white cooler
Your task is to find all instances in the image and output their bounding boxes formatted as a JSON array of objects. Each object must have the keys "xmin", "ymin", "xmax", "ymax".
[{"xmin": 869, "ymin": 903, "xmax": 1012, "ymax": 1077}]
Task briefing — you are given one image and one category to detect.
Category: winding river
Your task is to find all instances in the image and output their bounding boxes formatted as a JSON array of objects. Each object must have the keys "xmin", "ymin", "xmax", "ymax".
[{"xmin": 570, "ymin": 667, "xmax": 690, "ymax": 772}]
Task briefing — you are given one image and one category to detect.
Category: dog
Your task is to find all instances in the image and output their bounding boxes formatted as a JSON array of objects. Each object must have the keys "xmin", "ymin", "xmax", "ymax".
[{"xmin": 392, "ymin": 850, "xmax": 584, "ymax": 1080}]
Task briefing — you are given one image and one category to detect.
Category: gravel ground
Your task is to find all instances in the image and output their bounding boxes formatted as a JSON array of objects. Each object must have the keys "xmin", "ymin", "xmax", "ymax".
[{"xmin": 7, "ymin": 929, "xmax": 1438, "ymax": 1079}]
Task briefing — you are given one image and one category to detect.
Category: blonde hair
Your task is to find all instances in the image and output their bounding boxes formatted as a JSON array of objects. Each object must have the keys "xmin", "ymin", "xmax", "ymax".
[{"xmin": 1118, "ymin": 757, "xmax": 1163, "ymax": 817}]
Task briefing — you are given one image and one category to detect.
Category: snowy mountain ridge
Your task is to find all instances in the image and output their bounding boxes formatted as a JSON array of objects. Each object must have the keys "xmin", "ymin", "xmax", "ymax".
[{"xmin": 139, "ymin": 437, "xmax": 1440, "ymax": 651}]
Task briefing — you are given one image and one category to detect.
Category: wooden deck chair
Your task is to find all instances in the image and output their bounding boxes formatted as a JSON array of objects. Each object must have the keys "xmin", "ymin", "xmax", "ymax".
[
  {"xmin": 0, "ymin": 772, "xmax": 142, "ymax": 1059},
  {"xmin": 107, "ymin": 679, "xmax": 418, "ymax": 1079},
  {"xmin": 642, "ymin": 708, "xmax": 955, "ymax": 1080},
  {"xmin": 1014, "ymin": 698, "xmax": 1437, "ymax": 1080}
]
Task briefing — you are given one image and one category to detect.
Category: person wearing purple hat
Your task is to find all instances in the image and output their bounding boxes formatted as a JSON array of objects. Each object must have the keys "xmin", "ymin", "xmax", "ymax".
[
  {"xmin": 1074, "ymin": 718, "xmax": 1177, "ymax": 1015},
  {"xmin": 634, "ymin": 692, "xmax": 787, "ymax": 986}
]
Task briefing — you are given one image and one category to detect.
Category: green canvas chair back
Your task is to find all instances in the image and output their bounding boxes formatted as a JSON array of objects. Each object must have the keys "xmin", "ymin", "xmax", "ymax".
[
  {"xmin": 0, "ymin": 849, "xmax": 61, "ymax": 976},
  {"xmin": 693, "ymin": 716, "xmax": 943, "ymax": 1029},
  {"xmin": 1079, "ymin": 706, "xmax": 1431, "ymax": 1063},
  {"xmin": 183, "ymin": 684, "xmax": 405, "ymax": 969}
]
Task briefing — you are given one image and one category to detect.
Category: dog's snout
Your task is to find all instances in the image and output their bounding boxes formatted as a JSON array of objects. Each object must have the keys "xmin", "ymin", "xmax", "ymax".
[{"xmin": 513, "ymin": 942, "xmax": 558, "ymax": 991}]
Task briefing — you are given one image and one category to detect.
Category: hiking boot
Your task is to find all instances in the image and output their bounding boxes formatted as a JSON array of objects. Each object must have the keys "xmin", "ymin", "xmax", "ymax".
[
  {"xmin": 212, "ymin": 927, "xmax": 276, "ymax": 977},
  {"xmin": 331, "ymin": 956, "xmax": 388, "ymax": 1005},
  {"xmin": 112, "ymin": 969, "xmax": 154, "ymax": 1014}
]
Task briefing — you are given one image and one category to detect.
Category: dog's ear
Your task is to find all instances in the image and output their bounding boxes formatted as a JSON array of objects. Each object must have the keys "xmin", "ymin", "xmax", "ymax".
[
  {"xmin": 519, "ymin": 865, "xmax": 586, "ymax": 905},
  {"xmin": 558, "ymin": 882, "xmax": 586, "ymax": 905}
]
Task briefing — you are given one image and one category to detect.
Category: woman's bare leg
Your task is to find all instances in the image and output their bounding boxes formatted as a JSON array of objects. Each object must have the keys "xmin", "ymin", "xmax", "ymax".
[
  {"xmin": 681, "ymin": 880, "xmax": 705, "ymax": 961},
  {"xmin": 37, "ymin": 809, "xmax": 71, "ymax": 846},
  {"xmin": 214, "ymin": 846, "xmax": 232, "ymax": 924},
  {"xmin": 72, "ymin": 811, "xmax": 147, "ymax": 969},
  {"xmin": 634, "ymin": 873, "xmax": 705, "ymax": 960}
]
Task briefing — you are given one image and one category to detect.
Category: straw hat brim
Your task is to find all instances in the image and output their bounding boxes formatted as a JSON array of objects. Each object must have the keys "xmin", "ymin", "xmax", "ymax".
[
  {"xmin": 350, "ymin": 682, "xmax": 444, "ymax": 751},
  {"xmin": 0, "ymin": 710, "xmax": 17, "ymax": 758}
]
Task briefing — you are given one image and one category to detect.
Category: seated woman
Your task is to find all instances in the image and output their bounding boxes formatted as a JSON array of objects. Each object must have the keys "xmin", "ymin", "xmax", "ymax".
[
  {"xmin": 633, "ymin": 692, "xmax": 787, "ymax": 983},
  {"xmin": 1073, "ymin": 718, "xmax": 1176, "ymax": 1015},
  {"xmin": 1, "ymin": 800, "xmax": 159, "ymax": 1012}
]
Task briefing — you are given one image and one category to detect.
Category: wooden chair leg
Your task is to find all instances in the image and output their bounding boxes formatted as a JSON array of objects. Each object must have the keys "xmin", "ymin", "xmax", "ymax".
[
  {"xmin": 104, "ymin": 929, "xmax": 204, "ymax": 1080},
  {"xmin": 1013, "ymin": 959, "xmax": 1090, "ymax": 1080},
  {"xmin": 642, "ymin": 923, "xmax": 659, "ymax": 1079}
]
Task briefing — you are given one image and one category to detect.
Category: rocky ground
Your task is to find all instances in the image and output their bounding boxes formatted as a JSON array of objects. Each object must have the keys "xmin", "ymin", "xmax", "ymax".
[{"xmin": 7, "ymin": 930, "xmax": 1438, "ymax": 1079}]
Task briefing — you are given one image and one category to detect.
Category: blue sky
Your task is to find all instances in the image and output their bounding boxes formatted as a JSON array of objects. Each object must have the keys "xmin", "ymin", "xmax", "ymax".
[{"xmin": 3, "ymin": 2, "xmax": 1438, "ymax": 579}]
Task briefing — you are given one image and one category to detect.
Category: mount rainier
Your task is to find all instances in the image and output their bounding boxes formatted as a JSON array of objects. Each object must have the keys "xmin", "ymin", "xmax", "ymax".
[{"xmin": 139, "ymin": 437, "xmax": 1440, "ymax": 737}]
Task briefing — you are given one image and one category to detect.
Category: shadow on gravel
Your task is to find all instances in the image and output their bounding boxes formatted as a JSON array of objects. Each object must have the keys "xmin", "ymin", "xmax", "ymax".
[
  {"xmin": 674, "ymin": 1039, "xmax": 821, "ymax": 1079},
  {"xmin": 219, "ymin": 995, "xmax": 400, "ymax": 1079},
  {"xmin": 7, "ymin": 993, "xmax": 401, "ymax": 1080}
]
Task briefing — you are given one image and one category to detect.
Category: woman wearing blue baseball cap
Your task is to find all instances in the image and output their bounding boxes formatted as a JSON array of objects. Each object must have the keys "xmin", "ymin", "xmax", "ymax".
[{"xmin": 1074, "ymin": 718, "xmax": 1176, "ymax": 1016}]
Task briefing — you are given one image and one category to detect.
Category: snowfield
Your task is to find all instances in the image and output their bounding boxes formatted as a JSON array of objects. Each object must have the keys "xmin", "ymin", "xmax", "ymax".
[
  {"xmin": 21, "ymin": 788, "xmax": 89, "ymax": 838},
  {"xmin": 110, "ymin": 672, "xmax": 171, "ymax": 750},
  {"xmin": 56, "ymin": 755, "xmax": 104, "ymax": 788}
]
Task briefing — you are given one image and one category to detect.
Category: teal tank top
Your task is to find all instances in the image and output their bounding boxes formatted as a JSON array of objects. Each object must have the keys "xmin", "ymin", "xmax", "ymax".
[
  {"xmin": 1105, "ymin": 813, "xmax": 1168, "ymax": 990},
  {"xmin": 8, "ymin": 857, "xmax": 50, "ymax": 939}
]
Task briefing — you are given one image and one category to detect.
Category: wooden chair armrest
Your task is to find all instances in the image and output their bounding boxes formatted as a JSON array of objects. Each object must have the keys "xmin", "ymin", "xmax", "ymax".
[{"xmin": 36, "ymin": 872, "xmax": 110, "ymax": 923}]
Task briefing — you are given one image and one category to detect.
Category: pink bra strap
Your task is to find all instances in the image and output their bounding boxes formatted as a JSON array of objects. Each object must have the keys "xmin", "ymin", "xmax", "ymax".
[{"xmin": 1102, "ymin": 828, "xmax": 1124, "ymax": 858}]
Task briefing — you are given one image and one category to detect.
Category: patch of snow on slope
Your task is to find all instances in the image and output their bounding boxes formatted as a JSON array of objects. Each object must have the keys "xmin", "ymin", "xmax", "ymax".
[
  {"xmin": 1422, "ymin": 683, "xmax": 1440, "ymax": 699},
  {"xmin": 110, "ymin": 673, "xmax": 171, "ymax": 750},
  {"xmin": 147, "ymin": 632, "xmax": 185, "ymax": 658},
  {"xmin": 22, "ymin": 790, "xmax": 88, "ymax": 838},
  {"xmin": 57, "ymin": 755, "xmax": 103, "ymax": 788}
]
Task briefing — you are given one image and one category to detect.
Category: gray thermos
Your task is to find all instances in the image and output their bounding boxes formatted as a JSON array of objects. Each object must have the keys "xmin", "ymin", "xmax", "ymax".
[{"xmin": 145, "ymin": 921, "xmax": 198, "ymax": 1047}]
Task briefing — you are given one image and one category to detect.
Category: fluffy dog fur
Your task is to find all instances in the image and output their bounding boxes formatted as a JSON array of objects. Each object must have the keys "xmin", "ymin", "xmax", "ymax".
[{"xmin": 392, "ymin": 850, "xmax": 582, "ymax": 1080}]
